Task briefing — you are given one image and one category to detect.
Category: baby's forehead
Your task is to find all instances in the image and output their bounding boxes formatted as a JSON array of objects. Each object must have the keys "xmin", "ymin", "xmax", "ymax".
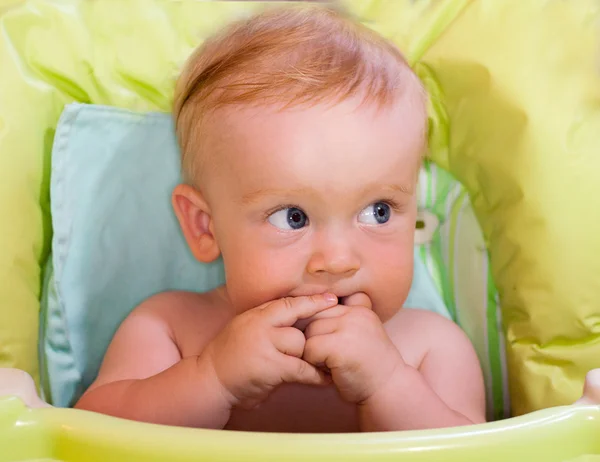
[
  {"xmin": 207, "ymin": 91, "xmax": 425, "ymax": 147},
  {"xmin": 199, "ymin": 97, "xmax": 424, "ymax": 189}
]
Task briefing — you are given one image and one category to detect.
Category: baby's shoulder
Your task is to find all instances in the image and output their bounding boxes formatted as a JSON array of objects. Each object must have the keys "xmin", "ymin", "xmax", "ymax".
[
  {"xmin": 132, "ymin": 289, "xmax": 221, "ymax": 317},
  {"xmin": 386, "ymin": 308, "xmax": 465, "ymax": 367},
  {"xmin": 390, "ymin": 308, "xmax": 457, "ymax": 334},
  {"xmin": 130, "ymin": 288, "xmax": 233, "ymax": 353}
]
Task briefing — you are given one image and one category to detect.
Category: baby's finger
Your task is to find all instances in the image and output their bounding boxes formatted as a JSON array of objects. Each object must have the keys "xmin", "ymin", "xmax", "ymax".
[
  {"xmin": 271, "ymin": 327, "xmax": 306, "ymax": 358},
  {"xmin": 265, "ymin": 294, "xmax": 338, "ymax": 327},
  {"xmin": 303, "ymin": 335, "xmax": 337, "ymax": 369},
  {"xmin": 293, "ymin": 305, "xmax": 348, "ymax": 331},
  {"xmin": 342, "ymin": 292, "xmax": 372, "ymax": 309},
  {"xmin": 280, "ymin": 357, "xmax": 331, "ymax": 386},
  {"xmin": 304, "ymin": 317, "xmax": 340, "ymax": 339}
]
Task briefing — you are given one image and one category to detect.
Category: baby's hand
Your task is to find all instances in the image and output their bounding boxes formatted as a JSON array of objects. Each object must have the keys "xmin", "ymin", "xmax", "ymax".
[
  {"xmin": 302, "ymin": 296, "xmax": 404, "ymax": 404},
  {"xmin": 203, "ymin": 294, "xmax": 337, "ymax": 410}
]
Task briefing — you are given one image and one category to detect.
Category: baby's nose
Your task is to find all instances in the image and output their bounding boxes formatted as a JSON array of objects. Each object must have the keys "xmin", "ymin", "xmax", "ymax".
[
  {"xmin": 306, "ymin": 255, "xmax": 359, "ymax": 277},
  {"xmin": 306, "ymin": 233, "xmax": 360, "ymax": 276}
]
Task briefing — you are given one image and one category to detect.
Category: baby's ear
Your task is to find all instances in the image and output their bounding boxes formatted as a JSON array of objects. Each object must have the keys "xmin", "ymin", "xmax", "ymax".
[{"xmin": 172, "ymin": 184, "xmax": 220, "ymax": 263}]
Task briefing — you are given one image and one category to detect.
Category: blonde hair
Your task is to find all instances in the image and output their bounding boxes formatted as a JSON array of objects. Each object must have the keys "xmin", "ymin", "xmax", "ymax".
[{"xmin": 174, "ymin": 5, "xmax": 426, "ymax": 185}]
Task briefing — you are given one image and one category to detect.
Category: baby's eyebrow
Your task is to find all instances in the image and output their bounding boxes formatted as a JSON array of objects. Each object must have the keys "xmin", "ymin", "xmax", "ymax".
[
  {"xmin": 240, "ymin": 184, "xmax": 413, "ymax": 204},
  {"xmin": 369, "ymin": 183, "xmax": 414, "ymax": 196},
  {"xmin": 240, "ymin": 187, "xmax": 312, "ymax": 204}
]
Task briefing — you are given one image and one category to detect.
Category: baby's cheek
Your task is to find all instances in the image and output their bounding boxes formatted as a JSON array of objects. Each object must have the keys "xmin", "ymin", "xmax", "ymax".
[
  {"xmin": 369, "ymin": 243, "xmax": 413, "ymax": 321},
  {"xmin": 227, "ymin": 247, "xmax": 302, "ymax": 311}
]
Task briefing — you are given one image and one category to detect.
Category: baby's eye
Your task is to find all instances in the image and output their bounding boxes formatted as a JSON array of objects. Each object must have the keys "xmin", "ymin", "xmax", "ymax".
[
  {"xmin": 358, "ymin": 202, "xmax": 391, "ymax": 225},
  {"xmin": 268, "ymin": 207, "xmax": 308, "ymax": 230}
]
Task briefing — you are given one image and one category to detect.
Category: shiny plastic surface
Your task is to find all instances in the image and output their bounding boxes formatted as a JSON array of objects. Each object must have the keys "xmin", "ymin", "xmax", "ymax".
[{"xmin": 2, "ymin": 394, "xmax": 600, "ymax": 462}]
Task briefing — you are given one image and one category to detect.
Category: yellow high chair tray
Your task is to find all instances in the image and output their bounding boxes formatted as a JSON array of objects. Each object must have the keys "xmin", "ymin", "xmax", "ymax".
[{"xmin": 2, "ymin": 369, "xmax": 600, "ymax": 462}]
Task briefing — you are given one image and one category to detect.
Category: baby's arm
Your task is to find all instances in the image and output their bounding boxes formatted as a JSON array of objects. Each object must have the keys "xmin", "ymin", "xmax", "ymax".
[
  {"xmin": 74, "ymin": 293, "xmax": 232, "ymax": 428},
  {"xmin": 75, "ymin": 292, "xmax": 336, "ymax": 428},
  {"xmin": 358, "ymin": 309, "xmax": 486, "ymax": 431}
]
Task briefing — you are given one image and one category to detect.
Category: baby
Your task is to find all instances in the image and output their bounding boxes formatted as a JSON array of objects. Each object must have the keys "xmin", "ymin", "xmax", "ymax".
[{"xmin": 75, "ymin": 5, "xmax": 486, "ymax": 432}]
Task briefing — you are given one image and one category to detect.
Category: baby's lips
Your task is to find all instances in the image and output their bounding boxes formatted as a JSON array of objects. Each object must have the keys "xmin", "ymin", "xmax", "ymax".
[{"xmin": 341, "ymin": 292, "xmax": 372, "ymax": 309}]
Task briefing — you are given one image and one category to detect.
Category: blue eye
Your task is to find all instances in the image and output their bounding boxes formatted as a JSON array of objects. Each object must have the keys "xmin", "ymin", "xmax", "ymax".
[
  {"xmin": 358, "ymin": 202, "xmax": 391, "ymax": 225},
  {"xmin": 268, "ymin": 207, "xmax": 308, "ymax": 230}
]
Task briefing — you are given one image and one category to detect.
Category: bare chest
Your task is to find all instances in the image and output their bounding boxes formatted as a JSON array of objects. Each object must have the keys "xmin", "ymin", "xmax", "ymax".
[
  {"xmin": 172, "ymin": 296, "xmax": 426, "ymax": 433},
  {"xmin": 174, "ymin": 307, "xmax": 359, "ymax": 433},
  {"xmin": 226, "ymin": 383, "xmax": 358, "ymax": 433}
]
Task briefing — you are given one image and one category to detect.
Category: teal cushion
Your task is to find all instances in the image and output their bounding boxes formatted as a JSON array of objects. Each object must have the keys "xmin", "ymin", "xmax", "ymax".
[{"xmin": 41, "ymin": 103, "xmax": 451, "ymax": 408}]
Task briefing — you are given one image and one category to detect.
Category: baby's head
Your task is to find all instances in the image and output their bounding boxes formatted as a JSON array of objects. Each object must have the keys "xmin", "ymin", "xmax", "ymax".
[{"xmin": 172, "ymin": 5, "xmax": 427, "ymax": 321}]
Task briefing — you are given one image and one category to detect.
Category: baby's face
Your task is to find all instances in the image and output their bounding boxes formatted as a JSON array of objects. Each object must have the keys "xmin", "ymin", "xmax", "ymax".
[{"xmin": 202, "ymin": 96, "xmax": 424, "ymax": 322}]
